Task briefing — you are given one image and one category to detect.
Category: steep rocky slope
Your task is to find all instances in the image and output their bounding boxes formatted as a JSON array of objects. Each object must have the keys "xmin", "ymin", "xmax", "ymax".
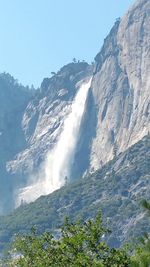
[
  {"xmin": 0, "ymin": 63, "xmax": 92, "ymax": 214},
  {"xmin": 90, "ymin": 0, "xmax": 150, "ymax": 169},
  {"xmin": 6, "ymin": 63, "xmax": 92, "ymax": 206},
  {"xmin": 0, "ymin": 0, "xmax": 149, "ymax": 214},
  {"xmin": 0, "ymin": 135, "xmax": 149, "ymax": 251}
]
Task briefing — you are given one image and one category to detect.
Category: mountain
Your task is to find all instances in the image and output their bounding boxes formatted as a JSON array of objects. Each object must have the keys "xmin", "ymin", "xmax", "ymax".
[
  {"xmin": 0, "ymin": 73, "xmax": 35, "ymax": 214},
  {"xmin": 0, "ymin": 135, "xmax": 149, "ymax": 251},
  {"xmin": 90, "ymin": 0, "xmax": 150, "ymax": 169},
  {"xmin": 0, "ymin": 0, "xmax": 149, "ymax": 246},
  {"xmin": 0, "ymin": 64, "xmax": 92, "ymax": 214},
  {"xmin": 0, "ymin": 0, "xmax": 149, "ymax": 215}
]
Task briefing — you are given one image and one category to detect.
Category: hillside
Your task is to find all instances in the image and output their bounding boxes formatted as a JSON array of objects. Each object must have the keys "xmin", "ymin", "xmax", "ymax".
[
  {"xmin": 0, "ymin": 135, "xmax": 149, "ymax": 252},
  {"xmin": 0, "ymin": 73, "xmax": 35, "ymax": 214},
  {"xmin": 0, "ymin": 0, "xmax": 149, "ymax": 214}
]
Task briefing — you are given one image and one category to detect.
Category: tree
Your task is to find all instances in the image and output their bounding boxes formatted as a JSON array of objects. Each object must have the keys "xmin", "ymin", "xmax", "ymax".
[
  {"xmin": 51, "ymin": 71, "xmax": 56, "ymax": 75},
  {"xmin": 64, "ymin": 176, "xmax": 68, "ymax": 186},
  {"xmin": 8, "ymin": 213, "xmax": 130, "ymax": 266},
  {"xmin": 115, "ymin": 17, "xmax": 121, "ymax": 23},
  {"xmin": 131, "ymin": 200, "xmax": 150, "ymax": 267},
  {"xmin": 72, "ymin": 58, "xmax": 77, "ymax": 63},
  {"xmin": 113, "ymin": 142, "xmax": 118, "ymax": 158}
]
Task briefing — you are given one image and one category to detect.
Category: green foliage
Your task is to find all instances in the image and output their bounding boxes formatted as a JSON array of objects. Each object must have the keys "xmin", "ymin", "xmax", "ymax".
[
  {"xmin": 131, "ymin": 236, "xmax": 150, "ymax": 267},
  {"xmin": 0, "ymin": 135, "xmax": 149, "ymax": 253},
  {"xmin": 130, "ymin": 200, "xmax": 150, "ymax": 267},
  {"xmin": 141, "ymin": 200, "xmax": 150, "ymax": 215},
  {"xmin": 7, "ymin": 214, "xmax": 130, "ymax": 267}
]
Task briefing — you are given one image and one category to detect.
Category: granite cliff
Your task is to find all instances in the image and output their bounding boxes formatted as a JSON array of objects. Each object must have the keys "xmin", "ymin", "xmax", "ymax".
[
  {"xmin": 90, "ymin": 0, "xmax": 150, "ymax": 169},
  {"xmin": 0, "ymin": 0, "xmax": 149, "ymax": 214}
]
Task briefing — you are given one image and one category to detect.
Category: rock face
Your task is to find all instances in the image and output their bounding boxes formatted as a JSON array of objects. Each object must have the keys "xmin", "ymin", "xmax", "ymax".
[
  {"xmin": 90, "ymin": 0, "xmax": 150, "ymax": 169},
  {"xmin": 0, "ymin": 0, "xmax": 149, "ymax": 214},
  {"xmin": 0, "ymin": 135, "xmax": 149, "ymax": 251},
  {"xmin": 7, "ymin": 62, "xmax": 91, "ymax": 179},
  {"xmin": 0, "ymin": 63, "xmax": 92, "ymax": 214}
]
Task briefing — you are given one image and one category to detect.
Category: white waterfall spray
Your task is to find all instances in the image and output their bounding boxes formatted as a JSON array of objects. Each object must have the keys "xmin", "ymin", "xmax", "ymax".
[
  {"xmin": 44, "ymin": 78, "xmax": 92, "ymax": 193},
  {"xmin": 16, "ymin": 78, "xmax": 92, "ymax": 205}
]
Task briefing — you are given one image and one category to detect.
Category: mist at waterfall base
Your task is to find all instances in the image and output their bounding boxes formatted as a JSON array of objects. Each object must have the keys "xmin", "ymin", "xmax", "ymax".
[{"xmin": 16, "ymin": 78, "xmax": 92, "ymax": 206}]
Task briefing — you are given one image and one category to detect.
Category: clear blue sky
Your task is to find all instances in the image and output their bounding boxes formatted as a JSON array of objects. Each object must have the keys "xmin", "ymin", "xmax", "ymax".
[{"xmin": 0, "ymin": 0, "xmax": 134, "ymax": 88}]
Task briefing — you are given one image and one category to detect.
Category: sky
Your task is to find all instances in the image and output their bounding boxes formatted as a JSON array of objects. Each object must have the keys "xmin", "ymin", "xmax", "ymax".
[{"xmin": 0, "ymin": 0, "xmax": 134, "ymax": 88}]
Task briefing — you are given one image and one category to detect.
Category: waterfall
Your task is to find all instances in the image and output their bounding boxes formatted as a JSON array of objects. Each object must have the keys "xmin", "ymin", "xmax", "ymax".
[
  {"xmin": 16, "ymin": 78, "xmax": 92, "ymax": 205},
  {"xmin": 44, "ymin": 78, "xmax": 92, "ymax": 193}
]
